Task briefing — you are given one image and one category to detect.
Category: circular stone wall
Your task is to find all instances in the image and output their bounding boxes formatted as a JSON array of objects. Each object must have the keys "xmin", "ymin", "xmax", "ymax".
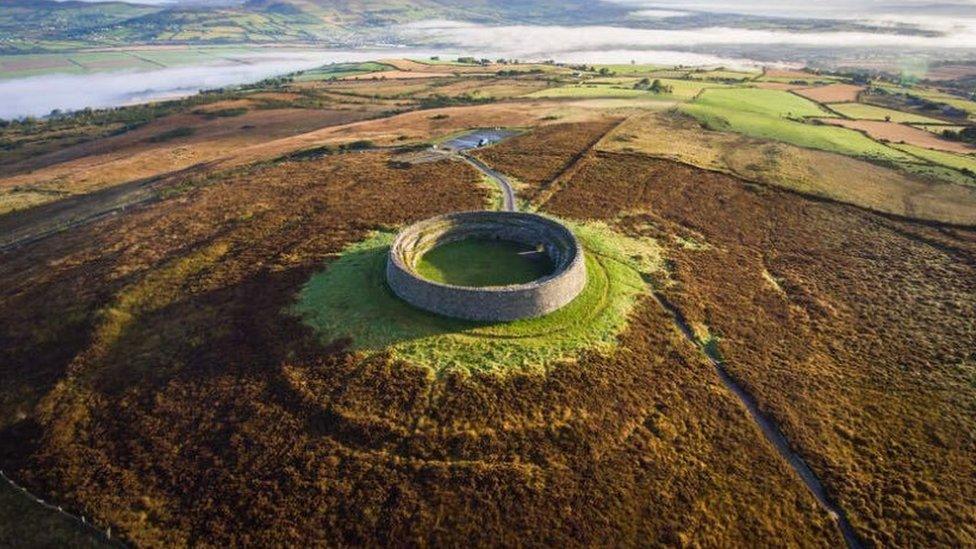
[{"xmin": 387, "ymin": 211, "xmax": 587, "ymax": 322}]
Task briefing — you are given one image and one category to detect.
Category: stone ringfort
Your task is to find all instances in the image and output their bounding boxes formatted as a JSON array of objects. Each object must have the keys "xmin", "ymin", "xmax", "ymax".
[{"xmin": 386, "ymin": 211, "xmax": 587, "ymax": 321}]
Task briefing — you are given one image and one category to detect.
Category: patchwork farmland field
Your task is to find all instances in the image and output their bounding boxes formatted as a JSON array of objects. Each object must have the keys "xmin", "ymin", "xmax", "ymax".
[
  {"xmin": 915, "ymin": 124, "xmax": 968, "ymax": 134},
  {"xmin": 818, "ymin": 118, "xmax": 976, "ymax": 154},
  {"xmin": 894, "ymin": 143, "xmax": 976, "ymax": 173},
  {"xmin": 526, "ymin": 78, "xmax": 727, "ymax": 101},
  {"xmin": 871, "ymin": 84, "xmax": 976, "ymax": 118},
  {"xmin": 685, "ymin": 69, "xmax": 760, "ymax": 81},
  {"xmin": 828, "ymin": 102, "xmax": 946, "ymax": 123},
  {"xmin": 794, "ymin": 83, "xmax": 864, "ymax": 103},
  {"xmin": 689, "ymin": 87, "xmax": 833, "ymax": 117},
  {"xmin": 292, "ymin": 62, "xmax": 394, "ymax": 81},
  {"xmin": 680, "ymin": 88, "xmax": 915, "ymax": 161},
  {"xmin": 597, "ymin": 111, "xmax": 976, "ymax": 224}
]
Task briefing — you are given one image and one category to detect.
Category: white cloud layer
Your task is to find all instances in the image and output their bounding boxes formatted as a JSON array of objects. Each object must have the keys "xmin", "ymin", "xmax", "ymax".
[
  {"xmin": 402, "ymin": 18, "xmax": 976, "ymax": 55},
  {"xmin": 631, "ymin": 9, "xmax": 690, "ymax": 18},
  {"xmin": 607, "ymin": 0, "xmax": 976, "ymax": 34},
  {"xmin": 605, "ymin": 0, "xmax": 976, "ymax": 19},
  {"xmin": 541, "ymin": 49, "xmax": 767, "ymax": 70},
  {"xmin": 0, "ymin": 50, "xmax": 435, "ymax": 119}
]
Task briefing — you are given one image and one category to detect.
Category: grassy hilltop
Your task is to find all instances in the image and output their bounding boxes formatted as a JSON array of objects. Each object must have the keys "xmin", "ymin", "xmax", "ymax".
[{"xmin": 0, "ymin": 57, "xmax": 974, "ymax": 547}]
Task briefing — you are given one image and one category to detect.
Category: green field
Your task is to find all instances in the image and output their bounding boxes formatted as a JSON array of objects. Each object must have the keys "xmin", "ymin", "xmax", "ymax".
[
  {"xmin": 587, "ymin": 77, "xmax": 643, "ymax": 85},
  {"xmin": 913, "ymin": 124, "xmax": 968, "ymax": 134},
  {"xmin": 828, "ymin": 102, "xmax": 944, "ymax": 123},
  {"xmin": 679, "ymin": 88, "xmax": 915, "ymax": 161},
  {"xmin": 691, "ymin": 87, "xmax": 832, "ymax": 117},
  {"xmin": 414, "ymin": 58, "xmax": 466, "ymax": 65},
  {"xmin": 415, "ymin": 238, "xmax": 553, "ymax": 287},
  {"xmin": 647, "ymin": 69, "xmax": 692, "ymax": 78},
  {"xmin": 756, "ymin": 74, "xmax": 843, "ymax": 85},
  {"xmin": 927, "ymin": 96, "xmax": 976, "ymax": 118},
  {"xmin": 874, "ymin": 84, "xmax": 976, "ymax": 118},
  {"xmin": 293, "ymin": 220, "xmax": 659, "ymax": 373},
  {"xmin": 292, "ymin": 62, "xmax": 392, "ymax": 82},
  {"xmin": 686, "ymin": 69, "xmax": 760, "ymax": 81},
  {"xmin": 591, "ymin": 63, "xmax": 666, "ymax": 76},
  {"xmin": 526, "ymin": 78, "xmax": 726, "ymax": 101},
  {"xmin": 0, "ymin": 54, "xmax": 87, "ymax": 78},
  {"xmin": 896, "ymin": 161, "xmax": 976, "ymax": 187},
  {"xmin": 894, "ymin": 144, "xmax": 976, "ymax": 173},
  {"xmin": 526, "ymin": 85, "xmax": 672, "ymax": 100}
]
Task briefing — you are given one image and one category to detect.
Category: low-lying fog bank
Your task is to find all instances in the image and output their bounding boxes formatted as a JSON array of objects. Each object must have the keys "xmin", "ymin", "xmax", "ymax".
[
  {"xmin": 0, "ymin": 49, "xmax": 442, "ymax": 119},
  {"xmin": 0, "ymin": 46, "xmax": 766, "ymax": 119}
]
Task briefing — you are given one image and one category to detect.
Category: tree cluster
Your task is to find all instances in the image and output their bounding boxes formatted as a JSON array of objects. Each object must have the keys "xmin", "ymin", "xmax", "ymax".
[{"xmin": 634, "ymin": 78, "xmax": 674, "ymax": 94}]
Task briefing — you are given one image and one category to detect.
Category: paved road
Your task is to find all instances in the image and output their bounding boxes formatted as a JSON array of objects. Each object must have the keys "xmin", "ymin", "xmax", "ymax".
[{"xmin": 459, "ymin": 153, "xmax": 517, "ymax": 212}]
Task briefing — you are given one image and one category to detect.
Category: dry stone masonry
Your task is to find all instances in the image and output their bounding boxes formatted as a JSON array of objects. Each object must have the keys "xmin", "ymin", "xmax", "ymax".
[{"xmin": 387, "ymin": 211, "xmax": 587, "ymax": 321}]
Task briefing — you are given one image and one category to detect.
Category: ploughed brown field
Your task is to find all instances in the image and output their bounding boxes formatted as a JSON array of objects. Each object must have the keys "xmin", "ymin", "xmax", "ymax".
[
  {"xmin": 794, "ymin": 83, "xmax": 864, "ymax": 103},
  {"xmin": 1, "ymin": 69, "xmax": 974, "ymax": 547},
  {"xmin": 818, "ymin": 117, "xmax": 976, "ymax": 154}
]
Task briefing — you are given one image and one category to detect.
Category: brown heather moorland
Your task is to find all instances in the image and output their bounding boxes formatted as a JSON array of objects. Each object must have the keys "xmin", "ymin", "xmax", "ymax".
[
  {"xmin": 473, "ymin": 119, "xmax": 623, "ymax": 202},
  {"xmin": 0, "ymin": 107, "xmax": 382, "ymax": 214},
  {"xmin": 0, "ymin": 150, "xmax": 840, "ymax": 546},
  {"xmin": 543, "ymin": 149, "xmax": 976, "ymax": 547}
]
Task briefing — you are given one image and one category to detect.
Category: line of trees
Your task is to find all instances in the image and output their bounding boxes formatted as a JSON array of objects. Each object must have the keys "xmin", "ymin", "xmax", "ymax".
[
  {"xmin": 941, "ymin": 126, "xmax": 976, "ymax": 144},
  {"xmin": 633, "ymin": 78, "xmax": 674, "ymax": 94}
]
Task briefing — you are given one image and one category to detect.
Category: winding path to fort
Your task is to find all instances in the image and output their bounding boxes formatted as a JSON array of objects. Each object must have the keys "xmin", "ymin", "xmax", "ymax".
[{"xmin": 459, "ymin": 153, "xmax": 517, "ymax": 212}]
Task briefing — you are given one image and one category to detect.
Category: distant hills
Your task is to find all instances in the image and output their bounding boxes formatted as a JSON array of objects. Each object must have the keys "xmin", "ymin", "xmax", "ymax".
[
  {"xmin": 0, "ymin": 0, "xmax": 953, "ymax": 55},
  {"xmin": 0, "ymin": 0, "xmax": 631, "ymax": 53}
]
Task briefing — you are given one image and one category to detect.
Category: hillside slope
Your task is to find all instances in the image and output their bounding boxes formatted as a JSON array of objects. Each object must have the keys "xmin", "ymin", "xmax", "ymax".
[{"xmin": 0, "ymin": 0, "xmax": 628, "ymax": 53}]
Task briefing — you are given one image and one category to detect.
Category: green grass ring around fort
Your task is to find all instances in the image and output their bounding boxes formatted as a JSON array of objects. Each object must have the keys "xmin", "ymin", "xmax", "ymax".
[{"xmin": 293, "ymin": 216, "xmax": 660, "ymax": 373}]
